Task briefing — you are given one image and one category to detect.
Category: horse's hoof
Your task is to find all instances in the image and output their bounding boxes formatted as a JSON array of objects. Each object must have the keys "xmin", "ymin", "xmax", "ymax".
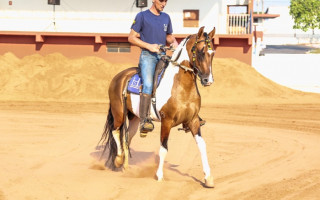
[
  {"xmin": 204, "ymin": 176, "xmax": 214, "ymax": 188},
  {"xmin": 114, "ymin": 154, "xmax": 124, "ymax": 168},
  {"xmin": 156, "ymin": 176, "xmax": 164, "ymax": 182},
  {"xmin": 156, "ymin": 172, "xmax": 163, "ymax": 181},
  {"xmin": 123, "ymin": 162, "xmax": 129, "ymax": 170}
]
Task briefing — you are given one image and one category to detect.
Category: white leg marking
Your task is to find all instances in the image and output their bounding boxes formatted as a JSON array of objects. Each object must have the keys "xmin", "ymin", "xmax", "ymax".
[
  {"xmin": 113, "ymin": 129, "xmax": 125, "ymax": 168},
  {"xmin": 194, "ymin": 134, "xmax": 211, "ymax": 179},
  {"xmin": 123, "ymin": 143, "xmax": 129, "ymax": 169},
  {"xmin": 208, "ymin": 67, "xmax": 214, "ymax": 84},
  {"xmin": 156, "ymin": 145, "xmax": 168, "ymax": 181},
  {"xmin": 112, "ymin": 129, "xmax": 122, "ymax": 156}
]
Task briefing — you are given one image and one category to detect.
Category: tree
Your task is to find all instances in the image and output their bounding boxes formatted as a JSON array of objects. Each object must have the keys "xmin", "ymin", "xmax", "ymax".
[{"xmin": 289, "ymin": 0, "xmax": 320, "ymax": 35}]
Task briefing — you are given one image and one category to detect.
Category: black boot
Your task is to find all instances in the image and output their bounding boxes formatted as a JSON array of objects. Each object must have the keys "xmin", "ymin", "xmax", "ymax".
[{"xmin": 139, "ymin": 93, "xmax": 154, "ymax": 137}]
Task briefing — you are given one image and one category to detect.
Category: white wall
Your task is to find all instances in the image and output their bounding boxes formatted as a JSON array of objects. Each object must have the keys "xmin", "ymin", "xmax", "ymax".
[
  {"xmin": 253, "ymin": 54, "xmax": 320, "ymax": 93},
  {"xmin": 261, "ymin": 6, "xmax": 320, "ymax": 44},
  {"xmin": 0, "ymin": 0, "xmax": 248, "ymax": 34}
]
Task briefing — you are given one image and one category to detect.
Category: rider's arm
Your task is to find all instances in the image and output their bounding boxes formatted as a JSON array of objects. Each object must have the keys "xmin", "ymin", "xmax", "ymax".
[
  {"xmin": 128, "ymin": 29, "xmax": 160, "ymax": 53},
  {"xmin": 166, "ymin": 34, "xmax": 179, "ymax": 48}
]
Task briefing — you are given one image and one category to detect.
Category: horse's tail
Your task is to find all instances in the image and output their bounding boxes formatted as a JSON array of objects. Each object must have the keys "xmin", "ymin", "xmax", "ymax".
[{"xmin": 97, "ymin": 106, "xmax": 123, "ymax": 169}]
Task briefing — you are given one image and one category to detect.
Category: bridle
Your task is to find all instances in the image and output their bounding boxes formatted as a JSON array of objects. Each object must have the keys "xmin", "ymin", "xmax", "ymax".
[
  {"xmin": 167, "ymin": 32, "xmax": 215, "ymax": 82},
  {"xmin": 190, "ymin": 32, "xmax": 215, "ymax": 79}
]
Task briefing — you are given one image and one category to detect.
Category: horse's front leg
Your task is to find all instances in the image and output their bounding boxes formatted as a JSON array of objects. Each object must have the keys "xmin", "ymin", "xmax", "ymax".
[
  {"xmin": 194, "ymin": 129, "xmax": 214, "ymax": 188},
  {"xmin": 188, "ymin": 118, "xmax": 214, "ymax": 188},
  {"xmin": 156, "ymin": 120, "xmax": 171, "ymax": 181}
]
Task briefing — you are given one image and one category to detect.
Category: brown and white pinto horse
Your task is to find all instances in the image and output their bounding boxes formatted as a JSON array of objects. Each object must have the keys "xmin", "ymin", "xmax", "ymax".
[{"xmin": 98, "ymin": 26, "xmax": 215, "ymax": 188}]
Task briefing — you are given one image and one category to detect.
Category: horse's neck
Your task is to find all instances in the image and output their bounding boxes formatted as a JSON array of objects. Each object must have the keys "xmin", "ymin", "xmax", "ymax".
[
  {"xmin": 157, "ymin": 40, "xmax": 194, "ymax": 92},
  {"xmin": 154, "ymin": 40, "xmax": 197, "ymax": 113},
  {"xmin": 168, "ymin": 39, "xmax": 193, "ymax": 77}
]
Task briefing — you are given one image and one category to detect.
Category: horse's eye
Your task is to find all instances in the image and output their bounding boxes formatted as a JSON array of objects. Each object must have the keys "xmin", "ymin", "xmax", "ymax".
[{"xmin": 196, "ymin": 47, "xmax": 205, "ymax": 61}]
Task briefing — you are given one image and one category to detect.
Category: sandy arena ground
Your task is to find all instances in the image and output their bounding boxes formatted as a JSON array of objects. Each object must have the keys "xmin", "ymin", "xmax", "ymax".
[{"xmin": 1, "ymin": 53, "xmax": 320, "ymax": 200}]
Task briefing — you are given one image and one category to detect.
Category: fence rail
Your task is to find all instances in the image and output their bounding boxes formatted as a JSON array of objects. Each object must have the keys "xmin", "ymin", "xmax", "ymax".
[{"xmin": 227, "ymin": 14, "xmax": 250, "ymax": 35}]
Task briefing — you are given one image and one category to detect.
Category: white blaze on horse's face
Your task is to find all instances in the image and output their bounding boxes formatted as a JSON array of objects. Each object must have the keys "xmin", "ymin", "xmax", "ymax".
[
  {"xmin": 206, "ymin": 49, "xmax": 215, "ymax": 86},
  {"xmin": 208, "ymin": 49, "xmax": 215, "ymax": 55},
  {"xmin": 203, "ymin": 49, "xmax": 214, "ymax": 86},
  {"xmin": 205, "ymin": 67, "xmax": 214, "ymax": 86}
]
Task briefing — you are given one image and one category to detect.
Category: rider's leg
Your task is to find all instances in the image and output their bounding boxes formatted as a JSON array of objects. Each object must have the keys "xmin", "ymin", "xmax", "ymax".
[
  {"xmin": 139, "ymin": 93, "xmax": 153, "ymax": 134},
  {"xmin": 152, "ymin": 56, "xmax": 168, "ymax": 97},
  {"xmin": 139, "ymin": 50, "xmax": 158, "ymax": 137}
]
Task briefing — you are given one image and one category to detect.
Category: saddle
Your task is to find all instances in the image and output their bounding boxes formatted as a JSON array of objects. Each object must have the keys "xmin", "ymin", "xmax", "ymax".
[{"xmin": 127, "ymin": 56, "xmax": 169, "ymax": 96}]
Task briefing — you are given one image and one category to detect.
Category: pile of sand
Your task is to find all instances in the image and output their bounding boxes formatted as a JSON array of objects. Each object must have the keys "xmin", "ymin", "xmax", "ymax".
[
  {"xmin": 0, "ymin": 52, "xmax": 319, "ymax": 104},
  {"xmin": 0, "ymin": 52, "xmax": 130, "ymax": 102}
]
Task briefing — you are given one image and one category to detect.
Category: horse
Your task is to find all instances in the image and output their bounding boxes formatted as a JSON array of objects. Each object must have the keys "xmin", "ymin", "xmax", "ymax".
[{"xmin": 98, "ymin": 26, "xmax": 216, "ymax": 188}]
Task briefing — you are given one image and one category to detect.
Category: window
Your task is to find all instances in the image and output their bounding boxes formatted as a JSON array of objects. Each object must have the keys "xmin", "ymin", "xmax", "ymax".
[
  {"xmin": 183, "ymin": 10, "xmax": 199, "ymax": 27},
  {"xmin": 228, "ymin": 5, "xmax": 248, "ymax": 14},
  {"xmin": 107, "ymin": 42, "xmax": 131, "ymax": 53}
]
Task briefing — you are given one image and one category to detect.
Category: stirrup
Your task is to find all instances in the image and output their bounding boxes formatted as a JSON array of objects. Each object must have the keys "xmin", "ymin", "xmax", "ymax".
[{"xmin": 140, "ymin": 119, "xmax": 154, "ymax": 137}]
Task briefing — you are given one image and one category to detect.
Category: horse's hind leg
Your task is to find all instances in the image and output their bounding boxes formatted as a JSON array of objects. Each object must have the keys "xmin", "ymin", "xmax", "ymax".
[
  {"xmin": 112, "ymin": 129, "xmax": 124, "ymax": 168},
  {"xmin": 110, "ymin": 97, "xmax": 126, "ymax": 168},
  {"xmin": 122, "ymin": 116, "xmax": 139, "ymax": 169}
]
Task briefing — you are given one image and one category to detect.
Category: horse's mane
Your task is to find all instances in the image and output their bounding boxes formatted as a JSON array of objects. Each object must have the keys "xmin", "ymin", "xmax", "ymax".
[{"xmin": 171, "ymin": 37, "xmax": 190, "ymax": 64}]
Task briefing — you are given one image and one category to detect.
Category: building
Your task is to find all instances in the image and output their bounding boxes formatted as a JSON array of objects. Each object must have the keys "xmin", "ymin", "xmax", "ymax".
[
  {"xmin": 262, "ymin": 6, "xmax": 320, "ymax": 45},
  {"xmin": 0, "ymin": 0, "xmax": 254, "ymax": 65}
]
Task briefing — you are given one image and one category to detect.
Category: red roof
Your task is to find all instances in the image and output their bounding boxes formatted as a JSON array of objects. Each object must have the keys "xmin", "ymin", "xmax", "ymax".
[{"xmin": 253, "ymin": 13, "xmax": 280, "ymax": 19}]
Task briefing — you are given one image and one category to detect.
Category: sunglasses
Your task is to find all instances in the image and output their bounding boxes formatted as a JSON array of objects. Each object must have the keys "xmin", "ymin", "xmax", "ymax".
[{"xmin": 159, "ymin": 0, "xmax": 168, "ymax": 2}]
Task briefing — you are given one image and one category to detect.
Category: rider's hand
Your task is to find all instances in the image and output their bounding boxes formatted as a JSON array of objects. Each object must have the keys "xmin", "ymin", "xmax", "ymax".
[
  {"xmin": 170, "ymin": 40, "xmax": 179, "ymax": 50},
  {"xmin": 147, "ymin": 44, "xmax": 160, "ymax": 53}
]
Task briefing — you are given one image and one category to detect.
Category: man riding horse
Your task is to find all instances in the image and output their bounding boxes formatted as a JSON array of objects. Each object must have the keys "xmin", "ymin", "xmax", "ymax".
[{"xmin": 128, "ymin": 0, "xmax": 204, "ymax": 137}]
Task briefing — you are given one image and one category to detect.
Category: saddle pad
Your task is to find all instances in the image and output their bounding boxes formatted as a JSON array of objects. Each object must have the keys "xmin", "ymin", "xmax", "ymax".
[
  {"xmin": 127, "ymin": 70, "xmax": 165, "ymax": 95},
  {"xmin": 128, "ymin": 74, "xmax": 141, "ymax": 94}
]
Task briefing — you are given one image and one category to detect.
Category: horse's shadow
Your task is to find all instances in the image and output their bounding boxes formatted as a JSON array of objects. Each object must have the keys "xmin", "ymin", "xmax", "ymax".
[
  {"xmin": 165, "ymin": 163, "xmax": 205, "ymax": 186},
  {"xmin": 90, "ymin": 145, "xmax": 204, "ymax": 186}
]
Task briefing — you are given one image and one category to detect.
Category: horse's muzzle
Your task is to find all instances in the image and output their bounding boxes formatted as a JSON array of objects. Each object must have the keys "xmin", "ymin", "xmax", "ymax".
[{"xmin": 201, "ymin": 75, "xmax": 214, "ymax": 86}]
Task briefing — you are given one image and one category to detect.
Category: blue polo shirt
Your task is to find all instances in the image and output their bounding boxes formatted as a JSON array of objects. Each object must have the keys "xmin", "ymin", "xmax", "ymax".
[{"xmin": 131, "ymin": 9, "xmax": 173, "ymax": 46}]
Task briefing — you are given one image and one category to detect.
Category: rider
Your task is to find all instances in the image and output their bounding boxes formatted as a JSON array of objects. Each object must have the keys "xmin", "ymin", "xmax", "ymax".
[{"xmin": 128, "ymin": 0, "xmax": 178, "ymax": 137}]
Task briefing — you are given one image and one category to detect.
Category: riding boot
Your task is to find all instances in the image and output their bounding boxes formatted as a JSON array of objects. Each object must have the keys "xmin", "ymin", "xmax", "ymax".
[{"xmin": 139, "ymin": 93, "xmax": 154, "ymax": 137}]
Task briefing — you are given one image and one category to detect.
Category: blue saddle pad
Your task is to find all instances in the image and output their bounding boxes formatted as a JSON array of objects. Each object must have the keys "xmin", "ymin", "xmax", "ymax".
[
  {"xmin": 128, "ymin": 74, "xmax": 141, "ymax": 94},
  {"xmin": 127, "ymin": 70, "xmax": 165, "ymax": 94}
]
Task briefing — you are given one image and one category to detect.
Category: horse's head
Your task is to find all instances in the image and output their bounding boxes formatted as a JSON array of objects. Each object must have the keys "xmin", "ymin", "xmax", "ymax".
[{"xmin": 186, "ymin": 26, "xmax": 216, "ymax": 86}]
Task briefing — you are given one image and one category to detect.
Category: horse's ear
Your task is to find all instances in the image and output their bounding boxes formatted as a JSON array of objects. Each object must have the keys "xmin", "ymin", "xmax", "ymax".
[
  {"xmin": 208, "ymin": 27, "xmax": 216, "ymax": 39},
  {"xmin": 197, "ymin": 26, "xmax": 205, "ymax": 38}
]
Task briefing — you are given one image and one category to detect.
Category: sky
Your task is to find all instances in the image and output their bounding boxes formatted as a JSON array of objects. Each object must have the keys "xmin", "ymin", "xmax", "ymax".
[{"xmin": 254, "ymin": 0, "xmax": 291, "ymax": 12}]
